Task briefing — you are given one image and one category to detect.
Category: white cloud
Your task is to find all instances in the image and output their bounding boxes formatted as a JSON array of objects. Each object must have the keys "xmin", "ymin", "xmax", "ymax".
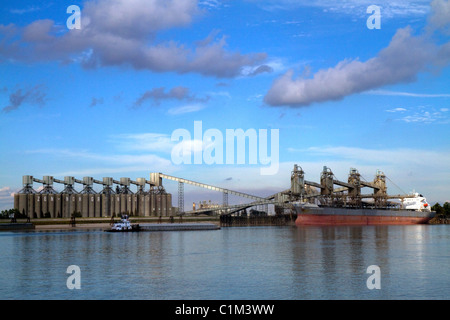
[
  {"xmin": 171, "ymin": 138, "xmax": 213, "ymax": 164},
  {"xmin": 10, "ymin": 6, "xmax": 41, "ymax": 15},
  {"xmin": 0, "ymin": 0, "xmax": 268, "ymax": 78},
  {"xmin": 83, "ymin": 0, "xmax": 199, "ymax": 38},
  {"xmin": 199, "ymin": 0, "xmax": 225, "ymax": 9},
  {"xmin": 265, "ymin": 27, "xmax": 440, "ymax": 107},
  {"xmin": 0, "ymin": 186, "xmax": 19, "ymax": 211},
  {"xmin": 398, "ymin": 110, "xmax": 449, "ymax": 123},
  {"xmin": 109, "ymin": 133, "xmax": 174, "ymax": 153},
  {"xmin": 428, "ymin": 0, "xmax": 450, "ymax": 34},
  {"xmin": 386, "ymin": 107, "xmax": 407, "ymax": 113},
  {"xmin": 167, "ymin": 104, "xmax": 206, "ymax": 115},
  {"xmin": 247, "ymin": 0, "xmax": 431, "ymax": 18},
  {"xmin": 386, "ymin": 106, "xmax": 450, "ymax": 123},
  {"xmin": 0, "ymin": 186, "xmax": 11, "ymax": 193},
  {"xmin": 304, "ymin": 146, "xmax": 450, "ymax": 166},
  {"xmin": 26, "ymin": 148, "xmax": 174, "ymax": 178},
  {"xmin": 264, "ymin": 0, "xmax": 450, "ymax": 107},
  {"xmin": 368, "ymin": 89, "xmax": 450, "ymax": 98}
]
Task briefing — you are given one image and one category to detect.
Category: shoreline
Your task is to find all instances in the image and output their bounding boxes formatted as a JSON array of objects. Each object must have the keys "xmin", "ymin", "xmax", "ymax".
[
  {"xmin": 1, "ymin": 216, "xmax": 221, "ymax": 231},
  {"xmin": 429, "ymin": 216, "xmax": 450, "ymax": 224},
  {"xmin": 1, "ymin": 215, "xmax": 448, "ymax": 231}
]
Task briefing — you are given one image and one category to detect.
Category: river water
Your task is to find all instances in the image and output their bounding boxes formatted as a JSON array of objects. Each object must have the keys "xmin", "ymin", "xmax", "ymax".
[{"xmin": 0, "ymin": 225, "xmax": 448, "ymax": 300}]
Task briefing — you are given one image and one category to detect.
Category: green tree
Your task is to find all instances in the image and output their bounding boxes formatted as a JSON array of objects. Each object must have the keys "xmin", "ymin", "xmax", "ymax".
[
  {"xmin": 0, "ymin": 208, "xmax": 21, "ymax": 219},
  {"xmin": 432, "ymin": 203, "xmax": 443, "ymax": 215},
  {"xmin": 443, "ymin": 202, "xmax": 450, "ymax": 217}
]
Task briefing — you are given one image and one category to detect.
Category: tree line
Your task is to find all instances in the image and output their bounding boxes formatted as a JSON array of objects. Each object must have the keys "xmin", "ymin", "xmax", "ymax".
[
  {"xmin": 0, "ymin": 208, "xmax": 24, "ymax": 219},
  {"xmin": 431, "ymin": 202, "xmax": 450, "ymax": 217}
]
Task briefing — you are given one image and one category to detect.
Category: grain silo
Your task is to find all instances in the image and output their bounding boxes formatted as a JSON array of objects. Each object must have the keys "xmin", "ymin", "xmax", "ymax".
[{"xmin": 100, "ymin": 177, "xmax": 115, "ymax": 217}]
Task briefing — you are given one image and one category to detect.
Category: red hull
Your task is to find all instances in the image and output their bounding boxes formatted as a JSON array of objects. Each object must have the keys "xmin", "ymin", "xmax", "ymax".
[{"xmin": 295, "ymin": 214, "xmax": 432, "ymax": 226}]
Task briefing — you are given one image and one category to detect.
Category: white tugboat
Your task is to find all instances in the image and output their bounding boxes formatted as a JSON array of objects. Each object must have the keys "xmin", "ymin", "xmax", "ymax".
[{"xmin": 106, "ymin": 215, "xmax": 140, "ymax": 232}]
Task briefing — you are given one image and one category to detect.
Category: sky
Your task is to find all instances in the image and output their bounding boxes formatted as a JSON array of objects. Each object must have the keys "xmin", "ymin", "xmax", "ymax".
[{"xmin": 1, "ymin": 0, "xmax": 450, "ymax": 210}]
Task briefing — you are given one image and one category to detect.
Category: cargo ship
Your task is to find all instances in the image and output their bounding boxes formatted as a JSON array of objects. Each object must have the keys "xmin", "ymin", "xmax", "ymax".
[
  {"xmin": 285, "ymin": 165, "xmax": 436, "ymax": 226},
  {"xmin": 294, "ymin": 193, "xmax": 435, "ymax": 226}
]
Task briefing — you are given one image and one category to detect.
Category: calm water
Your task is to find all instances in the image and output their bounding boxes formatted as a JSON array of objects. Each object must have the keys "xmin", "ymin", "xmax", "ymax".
[{"xmin": 0, "ymin": 225, "xmax": 448, "ymax": 300}]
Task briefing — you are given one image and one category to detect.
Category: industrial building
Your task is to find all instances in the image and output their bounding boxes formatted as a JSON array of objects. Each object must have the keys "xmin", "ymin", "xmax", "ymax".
[
  {"xmin": 13, "ymin": 173, "xmax": 174, "ymax": 218},
  {"xmin": 14, "ymin": 166, "xmax": 403, "ymax": 219}
]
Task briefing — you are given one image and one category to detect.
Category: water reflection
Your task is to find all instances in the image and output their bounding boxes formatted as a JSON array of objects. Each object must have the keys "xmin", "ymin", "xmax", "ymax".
[
  {"xmin": 290, "ymin": 225, "xmax": 448, "ymax": 299},
  {"xmin": 0, "ymin": 226, "xmax": 448, "ymax": 299}
]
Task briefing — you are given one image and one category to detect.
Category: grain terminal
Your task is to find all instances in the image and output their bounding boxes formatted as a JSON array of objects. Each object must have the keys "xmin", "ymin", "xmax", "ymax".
[
  {"xmin": 13, "ymin": 166, "xmax": 435, "ymax": 225},
  {"xmin": 13, "ymin": 174, "xmax": 174, "ymax": 218}
]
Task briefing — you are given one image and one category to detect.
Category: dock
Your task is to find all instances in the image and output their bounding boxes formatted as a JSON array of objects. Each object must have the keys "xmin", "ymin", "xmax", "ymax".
[{"xmin": 139, "ymin": 223, "xmax": 220, "ymax": 232}]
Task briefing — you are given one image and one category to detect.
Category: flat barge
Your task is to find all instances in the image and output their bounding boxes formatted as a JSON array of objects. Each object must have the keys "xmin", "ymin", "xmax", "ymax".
[
  {"xmin": 105, "ymin": 215, "xmax": 220, "ymax": 232},
  {"xmin": 139, "ymin": 223, "xmax": 220, "ymax": 231}
]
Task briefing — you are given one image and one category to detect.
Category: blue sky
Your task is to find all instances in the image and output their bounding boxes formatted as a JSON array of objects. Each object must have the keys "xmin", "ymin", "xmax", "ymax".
[{"xmin": 1, "ymin": 0, "xmax": 450, "ymax": 210}]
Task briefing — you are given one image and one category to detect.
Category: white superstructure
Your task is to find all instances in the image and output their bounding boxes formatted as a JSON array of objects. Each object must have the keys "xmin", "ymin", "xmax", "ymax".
[
  {"xmin": 110, "ymin": 215, "xmax": 133, "ymax": 231},
  {"xmin": 393, "ymin": 193, "xmax": 431, "ymax": 212}
]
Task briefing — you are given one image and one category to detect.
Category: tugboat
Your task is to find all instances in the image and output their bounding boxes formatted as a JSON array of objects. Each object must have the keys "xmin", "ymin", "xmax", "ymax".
[{"xmin": 106, "ymin": 215, "xmax": 140, "ymax": 232}]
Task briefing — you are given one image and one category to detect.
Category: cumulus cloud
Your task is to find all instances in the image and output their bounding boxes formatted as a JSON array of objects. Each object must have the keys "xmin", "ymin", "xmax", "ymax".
[
  {"xmin": 83, "ymin": 0, "xmax": 198, "ymax": 39},
  {"xmin": 428, "ymin": 0, "xmax": 450, "ymax": 34},
  {"xmin": 265, "ymin": 27, "xmax": 441, "ymax": 107},
  {"xmin": 264, "ymin": 0, "xmax": 450, "ymax": 107},
  {"xmin": 2, "ymin": 85, "xmax": 47, "ymax": 113},
  {"xmin": 0, "ymin": 0, "xmax": 267, "ymax": 78}
]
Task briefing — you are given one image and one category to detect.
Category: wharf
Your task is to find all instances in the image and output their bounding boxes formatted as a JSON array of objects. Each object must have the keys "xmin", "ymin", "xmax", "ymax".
[{"xmin": 139, "ymin": 223, "xmax": 220, "ymax": 231}]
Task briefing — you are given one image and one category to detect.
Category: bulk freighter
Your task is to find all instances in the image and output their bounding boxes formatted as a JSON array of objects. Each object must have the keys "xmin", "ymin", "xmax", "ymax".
[
  {"xmin": 293, "ymin": 195, "xmax": 435, "ymax": 226},
  {"xmin": 287, "ymin": 165, "xmax": 436, "ymax": 226}
]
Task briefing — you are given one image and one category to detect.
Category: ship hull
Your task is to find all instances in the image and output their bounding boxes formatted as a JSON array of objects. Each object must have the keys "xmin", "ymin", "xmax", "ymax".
[{"xmin": 294, "ymin": 206, "xmax": 435, "ymax": 226}]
